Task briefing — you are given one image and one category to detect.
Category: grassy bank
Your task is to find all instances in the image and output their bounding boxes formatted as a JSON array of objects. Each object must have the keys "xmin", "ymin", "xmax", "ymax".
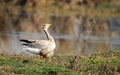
[{"xmin": 0, "ymin": 50, "xmax": 120, "ymax": 75}]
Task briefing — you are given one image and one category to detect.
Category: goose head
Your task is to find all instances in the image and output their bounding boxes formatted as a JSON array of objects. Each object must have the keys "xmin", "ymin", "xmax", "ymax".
[{"xmin": 43, "ymin": 24, "xmax": 52, "ymax": 30}]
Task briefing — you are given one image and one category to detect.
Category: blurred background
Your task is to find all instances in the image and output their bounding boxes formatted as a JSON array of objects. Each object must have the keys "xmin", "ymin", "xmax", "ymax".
[{"xmin": 0, "ymin": 0, "xmax": 120, "ymax": 56}]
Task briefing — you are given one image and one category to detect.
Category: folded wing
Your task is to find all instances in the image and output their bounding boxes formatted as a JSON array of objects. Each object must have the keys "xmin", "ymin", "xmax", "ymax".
[{"xmin": 20, "ymin": 39, "xmax": 50, "ymax": 49}]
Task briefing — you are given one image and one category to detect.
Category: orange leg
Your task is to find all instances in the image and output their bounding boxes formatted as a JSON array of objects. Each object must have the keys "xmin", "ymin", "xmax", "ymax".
[
  {"xmin": 39, "ymin": 55, "xmax": 44, "ymax": 60},
  {"xmin": 48, "ymin": 57, "xmax": 51, "ymax": 62}
]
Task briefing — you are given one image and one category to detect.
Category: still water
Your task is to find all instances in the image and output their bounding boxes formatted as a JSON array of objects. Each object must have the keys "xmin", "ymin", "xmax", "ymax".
[{"xmin": 0, "ymin": 32, "xmax": 120, "ymax": 55}]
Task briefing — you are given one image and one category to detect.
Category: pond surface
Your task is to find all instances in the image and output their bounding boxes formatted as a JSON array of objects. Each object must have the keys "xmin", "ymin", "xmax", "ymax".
[{"xmin": 0, "ymin": 32, "xmax": 120, "ymax": 55}]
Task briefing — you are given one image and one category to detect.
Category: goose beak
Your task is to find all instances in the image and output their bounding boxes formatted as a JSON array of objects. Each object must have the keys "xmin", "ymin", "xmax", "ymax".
[{"xmin": 47, "ymin": 24, "xmax": 52, "ymax": 27}]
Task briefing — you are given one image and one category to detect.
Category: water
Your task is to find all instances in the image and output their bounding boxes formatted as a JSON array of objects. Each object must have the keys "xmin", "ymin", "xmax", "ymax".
[{"xmin": 0, "ymin": 32, "xmax": 120, "ymax": 55}]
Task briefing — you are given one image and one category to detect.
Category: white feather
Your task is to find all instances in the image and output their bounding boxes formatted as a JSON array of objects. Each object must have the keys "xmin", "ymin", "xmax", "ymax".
[{"xmin": 23, "ymin": 47, "xmax": 41, "ymax": 54}]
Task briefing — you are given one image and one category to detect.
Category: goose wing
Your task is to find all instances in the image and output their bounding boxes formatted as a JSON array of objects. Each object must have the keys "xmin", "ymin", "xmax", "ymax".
[{"xmin": 20, "ymin": 39, "xmax": 50, "ymax": 49}]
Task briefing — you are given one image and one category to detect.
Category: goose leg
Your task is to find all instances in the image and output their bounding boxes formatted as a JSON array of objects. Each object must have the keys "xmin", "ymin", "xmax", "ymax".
[
  {"xmin": 48, "ymin": 57, "xmax": 51, "ymax": 62},
  {"xmin": 39, "ymin": 55, "xmax": 44, "ymax": 60},
  {"xmin": 39, "ymin": 49, "xmax": 45, "ymax": 60}
]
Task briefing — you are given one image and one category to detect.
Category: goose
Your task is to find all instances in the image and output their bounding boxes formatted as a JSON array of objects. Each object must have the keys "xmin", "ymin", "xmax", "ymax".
[{"xmin": 20, "ymin": 24, "xmax": 56, "ymax": 62}]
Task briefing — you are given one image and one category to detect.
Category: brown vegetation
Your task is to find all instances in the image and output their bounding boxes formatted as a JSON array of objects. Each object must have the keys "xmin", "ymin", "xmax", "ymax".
[{"xmin": 0, "ymin": 0, "xmax": 120, "ymax": 55}]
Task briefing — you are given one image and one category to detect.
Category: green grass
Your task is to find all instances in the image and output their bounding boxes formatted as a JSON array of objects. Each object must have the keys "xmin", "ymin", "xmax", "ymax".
[
  {"xmin": 0, "ymin": 50, "xmax": 120, "ymax": 75},
  {"xmin": 0, "ymin": 55, "xmax": 80, "ymax": 75}
]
